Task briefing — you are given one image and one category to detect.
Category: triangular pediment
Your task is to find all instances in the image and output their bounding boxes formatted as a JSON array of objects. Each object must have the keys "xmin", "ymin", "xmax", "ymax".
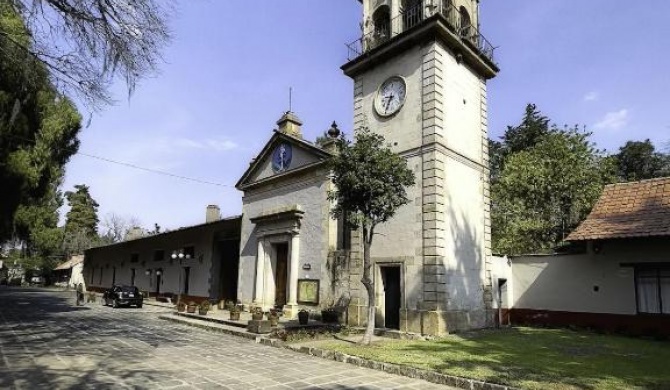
[{"xmin": 236, "ymin": 131, "xmax": 331, "ymax": 190}]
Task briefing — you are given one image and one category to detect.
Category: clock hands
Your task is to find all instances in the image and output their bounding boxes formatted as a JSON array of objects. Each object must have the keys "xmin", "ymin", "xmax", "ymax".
[{"xmin": 384, "ymin": 93, "xmax": 394, "ymax": 114}]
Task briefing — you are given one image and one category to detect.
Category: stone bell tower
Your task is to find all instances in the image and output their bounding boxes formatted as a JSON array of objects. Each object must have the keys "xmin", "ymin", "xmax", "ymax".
[{"xmin": 342, "ymin": 0, "xmax": 499, "ymax": 335}]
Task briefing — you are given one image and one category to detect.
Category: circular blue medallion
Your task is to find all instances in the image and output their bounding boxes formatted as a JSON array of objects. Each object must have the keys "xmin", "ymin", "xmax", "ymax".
[{"xmin": 272, "ymin": 143, "xmax": 292, "ymax": 173}]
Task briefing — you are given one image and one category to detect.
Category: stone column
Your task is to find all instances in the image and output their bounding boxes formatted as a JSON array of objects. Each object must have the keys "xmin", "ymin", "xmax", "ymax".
[
  {"xmin": 253, "ymin": 239, "xmax": 265, "ymax": 305},
  {"xmin": 288, "ymin": 233, "xmax": 300, "ymax": 306}
]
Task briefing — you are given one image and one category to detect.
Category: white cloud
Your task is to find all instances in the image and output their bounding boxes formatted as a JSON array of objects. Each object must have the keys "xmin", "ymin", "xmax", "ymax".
[
  {"xmin": 174, "ymin": 138, "xmax": 239, "ymax": 152},
  {"xmin": 583, "ymin": 91, "xmax": 599, "ymax": 102},
  {"xmin": 593, "ymin": 109, "xmax": 629, "ymax": 130}
]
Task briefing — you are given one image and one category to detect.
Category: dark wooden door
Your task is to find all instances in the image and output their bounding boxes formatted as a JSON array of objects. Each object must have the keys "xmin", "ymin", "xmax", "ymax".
[
  {"xmin": 382, "ymin": 266, "xmax": 401, "ymax": 329},
  {"xmin": 155, "ymin": 273, "xmax": 161, "ymax": 295},
  {"xmin": 274, "ymin": 243, "xmax": 288, "ymax": 307}
]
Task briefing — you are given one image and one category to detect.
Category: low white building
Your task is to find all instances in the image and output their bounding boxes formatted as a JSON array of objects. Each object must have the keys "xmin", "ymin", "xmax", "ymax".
[
  {"xmin": 84, "ymin": 212, "xmax": 241, "ymax": 304},
  {"xmin": 497, "ymin": 178, "xmax": 670, "ymax": 336},
  {"xmin": 53, "ymin": 255, "xmax": 85, "ymax": 288}
]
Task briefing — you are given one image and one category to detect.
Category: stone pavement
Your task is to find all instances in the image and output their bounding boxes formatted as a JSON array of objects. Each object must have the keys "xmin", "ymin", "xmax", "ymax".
[{"xmin": 0, "ymin": 287, "xmax": 457, "ymax": 390}]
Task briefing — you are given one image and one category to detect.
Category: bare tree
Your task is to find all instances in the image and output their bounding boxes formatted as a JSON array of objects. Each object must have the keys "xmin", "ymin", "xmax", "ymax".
[
  {"xmin": 99, "ymin": 213, "xmax": 142, "ymax": 244},
  {"xmin": 2, "ymin": 0, "xmax": 172, "ymax": 108}
]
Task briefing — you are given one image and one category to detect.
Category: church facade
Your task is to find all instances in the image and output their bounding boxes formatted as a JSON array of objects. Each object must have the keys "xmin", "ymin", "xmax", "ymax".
[
  {"xmin": 83, "ymin": 0, "xmax": 498, "ymax": 336},
  {"xmin": 236, "ymin": 0, "xmax": 498, "ymax": 335}
]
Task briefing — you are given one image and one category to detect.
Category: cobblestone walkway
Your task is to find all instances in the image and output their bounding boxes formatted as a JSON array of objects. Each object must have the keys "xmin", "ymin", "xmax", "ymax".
[{"xmin": 0, "ymin": 287, "xmax": 456, "ymax": 390}]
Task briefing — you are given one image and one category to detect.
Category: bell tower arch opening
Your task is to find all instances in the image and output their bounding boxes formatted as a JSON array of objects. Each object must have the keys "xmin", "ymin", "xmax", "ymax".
[
  {"xmin": 459, "ymin": 6, "xmax": 472, "ymax": 38},
  {"xmin": 372, "ymin": 5, "xmax": 391, "ymax": 48}
]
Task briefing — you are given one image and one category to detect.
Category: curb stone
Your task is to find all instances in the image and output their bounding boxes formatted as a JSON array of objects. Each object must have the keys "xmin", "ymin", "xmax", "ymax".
[{"xmin": 159, "ymin": 313, "xmax": 516, "ymax": 390}]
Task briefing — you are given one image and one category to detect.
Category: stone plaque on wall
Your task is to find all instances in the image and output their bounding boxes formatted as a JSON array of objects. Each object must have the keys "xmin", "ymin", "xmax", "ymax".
[{"xmin": 297, "ymin": 279, "xmax": 319, "ymax": 305}]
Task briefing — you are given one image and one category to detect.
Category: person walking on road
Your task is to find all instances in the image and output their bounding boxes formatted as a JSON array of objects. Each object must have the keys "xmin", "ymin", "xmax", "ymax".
[{"xmin": 76, "ymin": 283, "xmax": 85, "ymax": 306}]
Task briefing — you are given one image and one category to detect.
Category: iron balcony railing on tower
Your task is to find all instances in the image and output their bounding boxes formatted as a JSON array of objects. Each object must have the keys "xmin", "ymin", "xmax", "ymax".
[{"xmin": 345, "ymin": 1, "xmax": 495, "ymax": 63}]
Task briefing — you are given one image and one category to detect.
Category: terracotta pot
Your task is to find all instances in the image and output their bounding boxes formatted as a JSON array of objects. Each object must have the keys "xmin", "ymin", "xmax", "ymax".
[
  {"xmin": 267, "ymin": 313, "xmax": 279, "ymax": 327},
  {"xmin": 177, "ymin": 304, "xmax": 186, "ymax": 313},
  {"xmin": 251, "ymin": 311, "xmax": 264, "ymax": 321},
  {"xmin": 229, "ymin": 311, "xmax": 241, "ymax": 321},
  {"xmin": 198, "ymin": 308, "xmax": 208, "ymax": 315},
  {"xmin": 186, "ymin": 305, "xmax": 197, "ymax": 313}
]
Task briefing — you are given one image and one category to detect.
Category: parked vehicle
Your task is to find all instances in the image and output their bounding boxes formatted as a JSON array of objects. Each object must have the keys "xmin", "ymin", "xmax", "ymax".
[{"xmin": 102, "ymin": 285, "xmax": 143, "ymax": 308}]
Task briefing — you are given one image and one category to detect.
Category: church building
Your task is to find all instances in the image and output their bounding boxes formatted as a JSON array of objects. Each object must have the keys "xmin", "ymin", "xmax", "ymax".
[
  {"xmin": 83, "ymin": 0, "xmax": 498, "ymax": 336},
  {"xmin": 236, "ymin": 0, "xmax": 498, "ymax": 335}
]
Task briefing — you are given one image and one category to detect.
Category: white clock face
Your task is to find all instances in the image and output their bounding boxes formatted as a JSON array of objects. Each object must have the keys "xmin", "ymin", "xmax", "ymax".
[{"xmin": 374, "ymin": 76, "xmax": 406, "ymax": 117}]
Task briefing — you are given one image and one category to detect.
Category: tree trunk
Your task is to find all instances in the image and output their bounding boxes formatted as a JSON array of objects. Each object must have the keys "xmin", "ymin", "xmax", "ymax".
[{"xmin": 360, "ymin": 224, "xmax": 375, "ymax": 345}]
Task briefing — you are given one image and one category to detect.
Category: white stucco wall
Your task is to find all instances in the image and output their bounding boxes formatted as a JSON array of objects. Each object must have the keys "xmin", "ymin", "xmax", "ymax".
[
  {"xmin": 440, "ymin": 46, "xmax": 484, "ymax": 163},
  {"xmin": 442, "ymin": 158, "xmax": 486, "ymax": 311},
  {"xmin": 510, "ymin": 239, "xmax": 670, "ymax": 315},
  {"xmin": 357, "ymin": 45, "xmax": 425, "ymax": 152},
  {"xmin": 70, "ymin": 261, "xmax": 85, "ymax": 289},
  {"xmin": 489, "ymin": 255, "xmax": 511, "ymax": 309},
  {"xmin": 83, "ymin": 220, "xmax": 239, "ymax": 299},
  {"xmin": 238, "ymin": 171, "xmax": 331, "ymax": 307}
]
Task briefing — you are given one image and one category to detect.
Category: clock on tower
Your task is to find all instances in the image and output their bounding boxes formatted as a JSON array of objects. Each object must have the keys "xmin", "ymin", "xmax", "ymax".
[{"xmin": 341, "ymin": 0, "xmax": 499, "ymax": 336}]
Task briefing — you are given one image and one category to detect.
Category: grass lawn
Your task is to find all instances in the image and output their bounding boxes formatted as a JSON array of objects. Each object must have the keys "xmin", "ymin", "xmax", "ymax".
[{"xmin": 306, "ymin": 327, "xmax": 670, "ymax": 390}]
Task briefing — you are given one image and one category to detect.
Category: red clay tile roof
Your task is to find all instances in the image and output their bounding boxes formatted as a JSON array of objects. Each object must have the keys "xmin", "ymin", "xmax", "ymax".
[{"xmin": 567, "ymin": 177, "xmax": 670, "ymax": 241}]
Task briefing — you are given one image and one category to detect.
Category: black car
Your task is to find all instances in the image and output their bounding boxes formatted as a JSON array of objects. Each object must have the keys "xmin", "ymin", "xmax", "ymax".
[{"xmin": 102, "ymin": 285, "xmax": 143, "ymax": 308}]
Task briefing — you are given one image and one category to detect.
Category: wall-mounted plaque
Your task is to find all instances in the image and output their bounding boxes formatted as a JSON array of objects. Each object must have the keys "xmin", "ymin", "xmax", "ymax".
[{"xmin": 297, "ymin": 279, "xmax": 319, "ymax": 305}]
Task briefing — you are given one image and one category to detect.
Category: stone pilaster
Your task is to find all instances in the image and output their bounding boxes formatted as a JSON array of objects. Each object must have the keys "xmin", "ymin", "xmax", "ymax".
[
  {"xmin": 421, "ymin": 42, "xmax": 448, "ymax": 321},
  {"xmin": 479, "ymin": 78, "xmax": 494, "ymax": 321},
  {"xmin": 353, "ymin": 77, "xmax": 364, "ymax": 129}
]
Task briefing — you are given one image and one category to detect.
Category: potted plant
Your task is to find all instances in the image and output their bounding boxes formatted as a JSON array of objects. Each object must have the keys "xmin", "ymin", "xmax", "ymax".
[
  {"xmin": 198, "ymin": 300, "xmax": 211, "ymax": 315},
  {"xmin": 321, "ymin": 308, "xmax": 339, "ymax": 324},
  {"xmin": 251, "ymin": 306, "xmax": 264, "ymax": 321},
  {"xmin": 267, "ymin": 309, "xmax": 279, "ymax": 327},
  {"xmin": 229, "ymin": 304, "xmax": 241, "ymax": 321},
  {"xmin": 186, "ymin": 301, "xmax": 197, "ymax": 313},
  {"xmin": 298, "ymin": 309, "xmax": 309, "ymax": 325},
  {"xmin": 177, "ymin": 301, "xmax": 186, "ymax": 313}
]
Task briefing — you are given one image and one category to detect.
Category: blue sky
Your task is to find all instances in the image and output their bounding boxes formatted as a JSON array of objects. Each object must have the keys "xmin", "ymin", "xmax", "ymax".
[{"xmin": 62, "ymin": 0, "xmax": 670, "ymax": 231}]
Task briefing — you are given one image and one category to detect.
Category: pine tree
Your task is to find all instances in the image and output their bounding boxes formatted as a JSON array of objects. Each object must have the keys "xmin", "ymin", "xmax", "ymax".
[
  {"xmin": 64, "ymin": 184, "xmax": 100, "ymax": 238},
  {"xmin": 1, "ymin": 2, "xmax": 81, "ymax": 251}
]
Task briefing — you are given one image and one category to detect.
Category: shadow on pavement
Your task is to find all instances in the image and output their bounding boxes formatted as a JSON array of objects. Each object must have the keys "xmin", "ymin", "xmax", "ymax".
[{"xmin": 0, "ymin": 286, "xmax": 195, "ymax": 389}]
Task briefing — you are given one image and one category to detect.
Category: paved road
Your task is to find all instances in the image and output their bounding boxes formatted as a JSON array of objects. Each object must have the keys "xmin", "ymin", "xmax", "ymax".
[{"xmin": 0, "ymin": 287, "xmax": 455, "ymax": 390}]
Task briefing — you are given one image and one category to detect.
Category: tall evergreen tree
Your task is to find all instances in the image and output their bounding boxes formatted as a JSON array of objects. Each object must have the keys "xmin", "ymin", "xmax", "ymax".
[
  {"xmin": 62, "ymin": 184, "xmax": 101, "ymax": 255},
  {"xmin": 489, "ymin": 103, "xmax": 551, "ymax": 185},
  {"xmin": 0, "ymin": 3, "xmax": 81, "ymax": 248},
  {"xmin": 502, "ymin": 103, "xmax": 551, "ymax": 155},
  {"xmin": 64, "ymin": 184, "xmax": 100, "ymax": 237}
]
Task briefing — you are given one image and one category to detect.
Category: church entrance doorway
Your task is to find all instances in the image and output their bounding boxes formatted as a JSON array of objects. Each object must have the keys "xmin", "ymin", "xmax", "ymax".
[
  {"xmin": 381, "ymin": 266, "xmax": 401, "ymax": 329},
  {"xmin": 273, "ymin": 243, "xmax": 289, "ymax": 307}
]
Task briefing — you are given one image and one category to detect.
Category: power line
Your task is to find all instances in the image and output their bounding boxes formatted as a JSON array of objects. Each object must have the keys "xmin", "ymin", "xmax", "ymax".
[
  {"xmin": 3, "ymin": 133, "xmax": 234, "ymax": 188},
  {"xmin": 77, "ymin": 152, "xmax": 232, "ymax": 187}
]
